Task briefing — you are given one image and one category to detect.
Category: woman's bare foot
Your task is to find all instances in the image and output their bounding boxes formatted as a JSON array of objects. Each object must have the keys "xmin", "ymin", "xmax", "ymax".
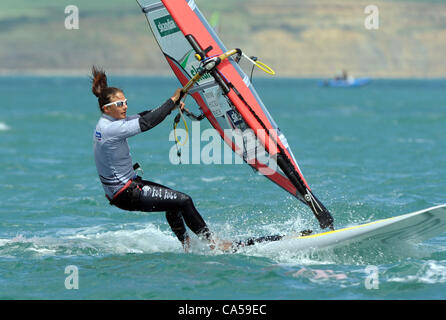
[
  {"xmin": 209, "ymin": 239, "xmax": 233, "ymax": 252},
  {"xmin": 182, "ymin": 236, "xmax": 191, "ymax": 252}
]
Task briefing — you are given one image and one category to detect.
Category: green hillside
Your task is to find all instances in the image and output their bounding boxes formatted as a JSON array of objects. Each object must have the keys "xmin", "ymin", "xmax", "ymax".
[{"xmin": 0, "ymin": 0, "xmax": 445, "ymax": 77}]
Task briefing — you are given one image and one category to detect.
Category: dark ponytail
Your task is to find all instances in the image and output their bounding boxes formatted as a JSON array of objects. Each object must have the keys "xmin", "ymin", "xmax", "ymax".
[{"xmin": 90, "ymin": 66, "xmax": 123, "ymax": 112}]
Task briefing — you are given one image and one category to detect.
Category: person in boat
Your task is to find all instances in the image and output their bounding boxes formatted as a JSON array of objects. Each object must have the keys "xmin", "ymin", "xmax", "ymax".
[
  {"xmin": 334, "ymin": 70, "xmax": 348, "ymax": 81},
  {"xmin": 91, "ymin": 66, "xmax": 230, "ymax": 252}
]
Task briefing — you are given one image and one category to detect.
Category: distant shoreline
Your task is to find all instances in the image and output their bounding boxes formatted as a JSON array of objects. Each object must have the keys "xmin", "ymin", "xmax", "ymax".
[{"xmin": 0, "ymin": 69, "xmax": 169, "ymax": 77}]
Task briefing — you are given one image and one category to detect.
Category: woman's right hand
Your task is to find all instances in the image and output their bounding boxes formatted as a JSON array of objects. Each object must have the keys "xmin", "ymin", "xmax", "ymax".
[{"xmin": 170, "ymin": 88, "xmax": 183, "ymax": 103}]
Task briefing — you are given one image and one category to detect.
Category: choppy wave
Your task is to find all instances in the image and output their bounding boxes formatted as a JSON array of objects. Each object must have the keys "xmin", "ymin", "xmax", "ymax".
[
  {"xmin": 1, "ymin": 222, "xmax": 445, "ymax": 297},
  {"xmin": 200, "ymin": 176, "xmax": 226, "ymax": 183},
  {"xmin": 0, "ymin": 224, "xmax": 182, "ymax": 258},
  {"xmin": 388, "ymin": 260, "xmax": 446, "ymax": 284},
  {"xmin": 0, "ymin": 122, "xmax": 10, "ymax": 131},
  {"xmin": 0, "ymin": 213, "xmax": 439, "ymax": 269}
]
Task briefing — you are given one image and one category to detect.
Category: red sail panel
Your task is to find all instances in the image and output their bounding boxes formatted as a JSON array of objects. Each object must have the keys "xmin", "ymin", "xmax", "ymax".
[{"xmin": 161, "ymin": 0, "xmax": 311, "ymax": 191}]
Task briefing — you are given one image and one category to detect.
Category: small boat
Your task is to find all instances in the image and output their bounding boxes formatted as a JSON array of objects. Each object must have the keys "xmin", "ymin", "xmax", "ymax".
[{"xmin": 320, "ymin": 77, "xmax": 371, "ymax": 88}]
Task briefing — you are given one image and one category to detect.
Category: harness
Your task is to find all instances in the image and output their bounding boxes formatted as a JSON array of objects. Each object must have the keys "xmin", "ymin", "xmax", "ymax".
[{"xmin": 105, "ymin": 163, "xmax": 142, "ymax": 205}]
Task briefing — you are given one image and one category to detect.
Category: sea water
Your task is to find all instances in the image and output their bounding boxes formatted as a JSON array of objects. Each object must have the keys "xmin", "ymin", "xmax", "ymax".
[{"xmin": 0, "ymin": 76, "xmax": 445, "ymax": 299}]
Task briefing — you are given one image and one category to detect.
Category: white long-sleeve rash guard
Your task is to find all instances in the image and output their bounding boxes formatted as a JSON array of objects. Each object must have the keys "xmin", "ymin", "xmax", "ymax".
[{"xmin": 93, "ymin": 98, "xmax": 175, "ymax": 198}]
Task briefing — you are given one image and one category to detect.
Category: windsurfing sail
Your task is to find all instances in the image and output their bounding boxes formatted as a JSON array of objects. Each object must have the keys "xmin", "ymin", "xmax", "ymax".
[{"xmin": 136, "ymin": 0, "xmax": 334, "ymax": 229}]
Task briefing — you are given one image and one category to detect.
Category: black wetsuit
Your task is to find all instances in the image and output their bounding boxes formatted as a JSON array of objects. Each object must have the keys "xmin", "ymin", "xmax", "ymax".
[
  {"xmin": 93, "ymin": 99, "xmax": 211, "ymax": 244},
  {"xmin": 112, "ymin": 177, "xmax": 211, "ymax": 243}
]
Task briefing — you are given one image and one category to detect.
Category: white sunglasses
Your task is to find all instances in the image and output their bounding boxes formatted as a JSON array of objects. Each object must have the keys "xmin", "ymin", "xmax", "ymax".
[{"xmin": 102, "ymin": 99, "xmax": 128, "ymax": 108}]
